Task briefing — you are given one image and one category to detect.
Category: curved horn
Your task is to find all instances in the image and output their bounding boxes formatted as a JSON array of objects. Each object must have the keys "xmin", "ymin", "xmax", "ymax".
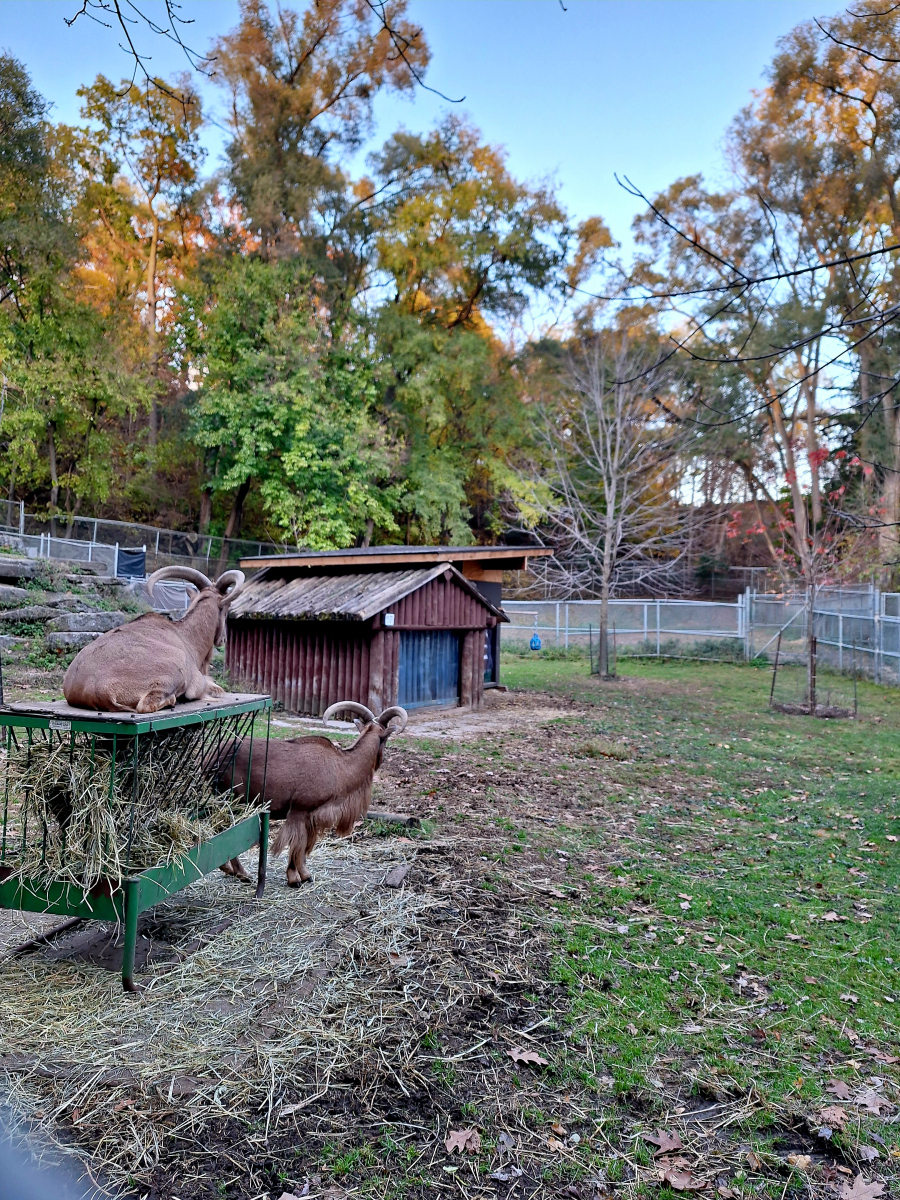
[
  {"xmin": 377, "ymin": 706, "xmax": 408, "ymax": 733},
  {"xmin": 146, "ymin": 565, "xmax": 213, "ymax": 594},
  {"xmin": 215, "ymin": 569, "xmax": 246, "ymax": 603},
  {"xmin": 323, "ymin": 701, "xmax": 376, "ymax": 726}
]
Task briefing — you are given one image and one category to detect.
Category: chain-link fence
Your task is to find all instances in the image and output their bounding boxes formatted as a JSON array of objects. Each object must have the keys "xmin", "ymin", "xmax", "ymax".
[
  {"xmin": 0, "ymin": 501, "xmax": 299, "ymax": 576},
  {"xmin": 503, "ymin": 587, "xmax": 900, "ymax": 686},
  {"xmin": 503, "ymin": 598, "xmax": 744, "ymax": 659}
]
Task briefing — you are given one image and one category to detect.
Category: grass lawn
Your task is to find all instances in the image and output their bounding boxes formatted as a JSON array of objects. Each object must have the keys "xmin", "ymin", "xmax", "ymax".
[
  {"xmin": 496, "ymin": 652, "xmax": 900, "ymax": 1196},
  {"xmin": 2, "ymin": 651, "xmax": 898, "ymax": 1200}
]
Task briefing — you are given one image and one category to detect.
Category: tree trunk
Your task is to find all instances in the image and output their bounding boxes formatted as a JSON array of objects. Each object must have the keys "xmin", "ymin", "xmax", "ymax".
[
  {"xmin": 48, "ymin": 425, "xmax": 59, "ymax": 537},
  {"xmin": 807, "ymin": 585, "xmax": 817, "ymax": 716},
  {"xmin": 146, "ymin": 209, "xmax": 160, "ymax": 459},
  {"xmin": 361, "ymin": 518, "xmax": 374, "ymax": 548},
  {"xmin": 598, "ymin": 575, "xmax": 610, "ymax": 677},
  {"xmin": 199, "ymin": 488, "xmax": 212, "ymax": 535},
  {"xmin": 223, "ymin": 478, "xmax": 250, "ymax": 541},
  {"xmin": 874, "ymin": 341, "xmax": 900, "ymax": 581}
]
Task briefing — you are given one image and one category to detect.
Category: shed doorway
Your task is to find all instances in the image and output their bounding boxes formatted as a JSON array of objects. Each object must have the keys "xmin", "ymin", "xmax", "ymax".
[{"xmin": 398, "ymin": 631, "xmax": 460, "ymax": 709}]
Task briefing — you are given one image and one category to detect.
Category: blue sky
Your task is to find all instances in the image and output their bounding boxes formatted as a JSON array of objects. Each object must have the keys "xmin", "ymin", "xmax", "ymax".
[{"xmin": 2, "ymin": 0, "xmax": 833, "ymax": 247}]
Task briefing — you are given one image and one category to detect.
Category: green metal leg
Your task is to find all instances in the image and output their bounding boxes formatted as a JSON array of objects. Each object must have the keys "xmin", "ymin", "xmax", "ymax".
[
  {"xmin": 122, "ymin": 877, "xmax": 140, "ymax": 994},
  {"xmin": 256, "ymin": 812, "xmax": 269, "ymax": 899}
]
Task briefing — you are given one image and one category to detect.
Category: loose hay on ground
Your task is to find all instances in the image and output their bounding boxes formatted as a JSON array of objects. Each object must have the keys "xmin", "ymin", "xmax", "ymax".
[{"xmin": 0, "ymin": 832, "xmax": 559, "ymax": 1198}]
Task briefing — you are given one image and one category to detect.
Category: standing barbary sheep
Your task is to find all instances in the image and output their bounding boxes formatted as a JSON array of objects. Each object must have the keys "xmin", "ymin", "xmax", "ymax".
[
  {"xmin": 225, "ymin": 702, "xmax": 408, "ymax": 886},
  {"xmin": 63, "ymin": 566, "xmax": 246, "ymax": 714}
]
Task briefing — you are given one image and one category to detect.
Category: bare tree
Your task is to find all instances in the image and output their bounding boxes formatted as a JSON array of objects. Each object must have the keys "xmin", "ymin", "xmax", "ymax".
[{"xmin": 529, "ymin": 329, "xmax": 692, "ymax": 677}]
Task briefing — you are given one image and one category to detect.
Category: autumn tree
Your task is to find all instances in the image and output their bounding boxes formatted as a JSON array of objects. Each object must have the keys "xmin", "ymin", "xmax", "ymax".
[
  {"xmin": 214, "ymin": 0, "xmax": 429, "ymax": 275},
  {"xmin": 77, "ymin": 74, "xmax": 206, "ymax": 458}
]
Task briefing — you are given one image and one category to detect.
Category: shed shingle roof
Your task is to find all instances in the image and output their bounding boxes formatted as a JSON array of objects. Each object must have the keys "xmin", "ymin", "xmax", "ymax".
[{"xmin": 230, "ymin": 564, "xmax": 505, "ymax": 622}]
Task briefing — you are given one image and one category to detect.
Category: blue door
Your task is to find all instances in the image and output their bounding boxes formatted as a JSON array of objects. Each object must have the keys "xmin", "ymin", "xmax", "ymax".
[{"xmin": 398, "ymin": 631, "xmax": 460, "ymax": 709}]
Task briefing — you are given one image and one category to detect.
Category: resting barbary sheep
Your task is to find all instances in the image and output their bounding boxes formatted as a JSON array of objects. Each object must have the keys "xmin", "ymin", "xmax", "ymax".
[
  {"xmin": 62, "ymin": 566, "xmax": 246, "ymax": 714},
  {"xmin": 224, "ymin": 702, "xmax": 408, "ymax": 886}
]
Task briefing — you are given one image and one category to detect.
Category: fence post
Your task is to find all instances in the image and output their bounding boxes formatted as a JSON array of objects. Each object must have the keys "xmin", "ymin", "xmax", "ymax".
[
  {"xmin": 839, "ymin": 613, "xmax": 843, "ymax": 674},
  {"xmin": 113, "ymin": 543, "xmax": 119, "ymax": 579},
  {"xmin": 565, "ymin": 604, "xmax": 569, "ymax": 650},
  {"xmin": 18, "ymin": 502, "xmax": 24, "ymax": 538},
  {"xmin": 643, "ymin": 602, "xmax": 648, "ymax": 650},
  {"xmin": 656, "ymin": 597, "xmax": 661, "ymax": 656},
  {"xmin": 555, "ymin": 602, "xmax": 560, "ymax": 647}
]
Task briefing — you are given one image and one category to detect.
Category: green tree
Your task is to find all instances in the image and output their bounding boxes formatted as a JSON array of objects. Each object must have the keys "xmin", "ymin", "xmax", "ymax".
[
  {"xmin": 371, "ymin": 115, "xmax": 570, "ymax": 329},
  {"xmin": 180, "ymin": 257, "xmax": 399, "ymax": 546}
]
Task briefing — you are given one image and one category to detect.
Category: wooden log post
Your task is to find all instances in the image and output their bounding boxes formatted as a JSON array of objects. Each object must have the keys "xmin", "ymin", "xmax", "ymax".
[
  {"xmin": 460, "ymin": 631, "xmax": 475, "ymax": 708},
  {"xmin": 473, "ymin": 628, "xmax": 485, "ymax": 710},
  {"xmin": 368, "ymin": 629, "xmax": 385, "ymax": 713}
]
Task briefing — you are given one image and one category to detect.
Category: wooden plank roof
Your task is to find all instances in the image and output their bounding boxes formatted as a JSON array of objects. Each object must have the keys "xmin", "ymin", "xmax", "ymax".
[
  {"xmin": 230, "ymin": 564, "xmax": 507, "ymax": 622},
  {"xmin": 239, "ymin": 544, "xmax": 552, "ymax": 571}
]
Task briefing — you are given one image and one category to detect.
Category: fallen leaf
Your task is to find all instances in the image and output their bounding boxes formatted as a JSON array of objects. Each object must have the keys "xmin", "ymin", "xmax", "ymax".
[
  {"xmin": 821, "ymin": 1105, "xmax": 849, "ymax": 1129},
  {"xmin": 786, "ymin": 933, "xmax": 805, "ymax": 941},
  {"xmin": 488, "ymin": 1166, "xmax": 523, "ymax": 1183},
  {"xmin": 746, "ymin": 1151, "xmax": 762, "ymax": 1170},
  {"xmin": 887, "ymin": 836, "xmax": 898, "ymax": 843},
  {"xmin": 113, "ymin": 1098, "xmax": 135, "ymax": 1112},
  {"xmin": 547, "ymin": 1135, "xmax": 565, "ymax": 1151},
  {"xmin": 717, "ymin": 1189, "xmax": 735, "ymax": 1199},
  {"xmin": 645, "ymin": 1129, "xmax": 683, "ymax": 1155},
  {"xmin": 822, "ymin": 911, "xmax": 847, "ymax": 922},
  {"xmin": 445, "ymin": 1128, "xmax": 481, "ymax": 1155},
  {"xmin": 839, "ymin": 1175, "xmax": 885, "ymax": 1200},
  {"xmin": 859, "ymin": 1146, "xmax": 880, "ymax": 1162},
  {"xmin": 869, "ymin": 1049, "xmax": 899, "ymax": 1064},
  {"xmin": 678, "ymin": 893, "xmax": 693, "ymax": 901},
  {"xmin": 679, "ymin": 901, "xmax": 691, "ymax": 910},
  {"xmin": 827, "ymin": 1080, "xmax": 853, "ymax": 1099},
  {"xmin": 855, "ymin": 1089, "xmax": 893, "ymax": 1115},
  {"xmin": 507, "ymin": 1047, "xmax": 548, "ymax": 1066},
  {"xmin": 804, "ymin": 976, "xmax": 818, "ymax": 985},
  {"xmin": 658, "ymin": 1156, "xmax": 708, "ymax": 1191},
  {"xmin": 496, "ymin": 1131, "xmax": 515, "ymax": 1156},
  {"xmin": 841, "ymin": 993, "xmax": 860, "ymax": 1004},
  {"xmin": 550, "ymin": 1121, "xmax": 568, "ymax": 1135},
  {"xmin": 626, "ymin": 1022, "xmax": 639, "ymax": 1036},
  {"xmin": 787, "ymin": 1154, "xmax": 812, "ymax": 1171}
]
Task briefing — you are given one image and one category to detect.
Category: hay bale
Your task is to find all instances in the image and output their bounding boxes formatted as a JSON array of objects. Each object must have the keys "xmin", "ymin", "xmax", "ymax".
[{"xmin": 1, "ymin": 730, "xmax": 260, "ymax": 894}]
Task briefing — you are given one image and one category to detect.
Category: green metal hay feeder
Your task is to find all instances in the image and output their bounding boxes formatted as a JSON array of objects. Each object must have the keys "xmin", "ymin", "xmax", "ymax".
[{"xmin": 0, "ymin": 693, "xmax": 271, "ymax": 992}]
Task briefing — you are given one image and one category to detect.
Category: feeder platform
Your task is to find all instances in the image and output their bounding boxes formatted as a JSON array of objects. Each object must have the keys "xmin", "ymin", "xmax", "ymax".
[{"xmin": 0, "ymin": 693, "xmax": 272, "ymax": 992}]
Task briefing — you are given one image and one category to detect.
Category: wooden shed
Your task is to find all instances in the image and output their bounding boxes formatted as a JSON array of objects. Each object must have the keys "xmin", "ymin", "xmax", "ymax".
[{"xmin": 225, "ymin": 563, "xmax": 507, "ymax": 716}]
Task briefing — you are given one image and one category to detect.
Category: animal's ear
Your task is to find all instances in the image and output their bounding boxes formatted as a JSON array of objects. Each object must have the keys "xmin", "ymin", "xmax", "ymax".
[{"xmin": 353, "ymin": 718, "xmax": 364, "ymax": 731}]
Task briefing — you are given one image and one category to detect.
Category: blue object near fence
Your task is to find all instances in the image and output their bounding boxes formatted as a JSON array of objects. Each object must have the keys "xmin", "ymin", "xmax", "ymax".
[
  {"xmin": 398, "ymin": 631, "xmax": 460, "ymax": 709},
  {"xmin": 530, "ymin": 633, "xmax": 542, "ymax": 650},
  {"xmin": 117, "ymin": 547, "xmax": 146, "ymax": 578}
]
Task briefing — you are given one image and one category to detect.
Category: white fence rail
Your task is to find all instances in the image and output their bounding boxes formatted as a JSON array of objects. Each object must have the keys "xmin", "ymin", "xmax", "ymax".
[{"xmin": 503, "ymin": 588, "xmax": 900, "ymax": 686}]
